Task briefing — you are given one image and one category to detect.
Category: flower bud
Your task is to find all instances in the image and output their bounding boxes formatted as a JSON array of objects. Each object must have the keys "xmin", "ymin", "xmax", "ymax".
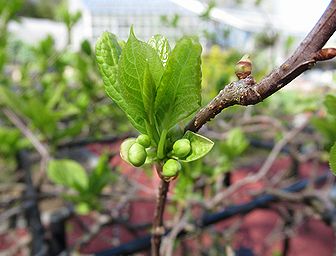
[
  {"xmin": 128, "ymin": 142, "xmax": 147, "ymax": 167},
  {"xmin": 120, "ymin": 138, "xmax": 136, "ymax": 163},
  {"xmin": 162, "ymin": 159, "xmax": 181, "ymax": 177},
  {"xmin": 136, "ymin": 134, "xmax": 151, "ymax": 148},
  {"xmin": 235, "ymin": 54, "xmax": 252, "ymax": 80},
  {"xmin": 173, "ymin": 139, "xmax": 191, "ymax": 158}
]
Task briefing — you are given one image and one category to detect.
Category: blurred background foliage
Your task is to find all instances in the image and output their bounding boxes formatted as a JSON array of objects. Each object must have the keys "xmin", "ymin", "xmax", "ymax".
[{"xmin": 0, "ymin": 0, "xmax": 335, "ymax": 223}]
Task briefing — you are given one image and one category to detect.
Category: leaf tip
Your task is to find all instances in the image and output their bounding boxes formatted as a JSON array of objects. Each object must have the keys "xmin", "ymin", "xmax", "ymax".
[{"xmin": 129, "ymin": 25, "xmax": 136, "ymax": 38}]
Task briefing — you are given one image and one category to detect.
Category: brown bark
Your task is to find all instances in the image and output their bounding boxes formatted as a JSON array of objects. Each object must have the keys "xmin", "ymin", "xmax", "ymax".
[
  {"xmin": 185, "ymin": 0, "xmax": 336, "ymax": 133},
  {"xmin": 151, "ymin": 172, "xmax": 170, "ymax": 256}
]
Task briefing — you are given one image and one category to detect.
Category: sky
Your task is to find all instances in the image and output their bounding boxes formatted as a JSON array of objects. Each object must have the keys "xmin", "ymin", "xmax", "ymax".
[{"xmin": 273, "ymin": 0, "xmax": 331, "ymax": 35}]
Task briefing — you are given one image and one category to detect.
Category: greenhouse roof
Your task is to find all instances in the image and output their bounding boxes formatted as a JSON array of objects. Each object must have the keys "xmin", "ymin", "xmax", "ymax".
[{"xmin": 82, "ymin": 0, "xmax": 193, "ymax": 15}]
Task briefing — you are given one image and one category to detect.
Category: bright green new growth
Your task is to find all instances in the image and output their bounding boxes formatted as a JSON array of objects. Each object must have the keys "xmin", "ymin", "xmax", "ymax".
[
  {"xmin": 173, "ymin": 139, "xmax": 191, "ymax": 158},
  {"xmin": 120, "ymin": 138, "xmax": 137, "ymax": 164},
  {"xmin": 47, "ymin": 156, "xmax": 115, "ymax": 214},
  {"xmin": 128, "ymin": 142, "xmax": 147, "ymax": 167},
  {"xmin": 136, "ymin": 134, "xmax": 151, "ymax": 148},
  {"xmin": 96, "ymin": 28, "xmax": 202, "ymax": 142},
  {"xmin": 96, "ymin": 27, "xmax": 214, "ymax": 172},
  {"xmin": 163, "ymin": 159, "xmax": 182, "ymax": 177}
]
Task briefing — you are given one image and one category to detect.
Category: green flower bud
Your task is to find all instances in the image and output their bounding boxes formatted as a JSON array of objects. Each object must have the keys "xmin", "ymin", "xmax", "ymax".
[
  {"xmin": 162, "ymin": 159, "xmax": 181, "ymax": 177},
  {"xmin": 120, "ymin": 138, "xmax": 136, "ymax": 163},
  {"xmin": 128, "ymin": 143, "xmax": 147, "ymax": 167},
  {"xmin": 173, "ymin": 139, "xmax": 191, "ymax": 158},
  {"xmin": 136, "ymin": 134, "xmax": 151, "ymax": 148}
]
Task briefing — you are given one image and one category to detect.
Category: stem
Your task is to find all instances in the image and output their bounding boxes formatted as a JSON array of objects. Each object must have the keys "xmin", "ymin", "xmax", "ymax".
[
  {"xmin": 151, "ymin": 165, "xmax": 170, "ymax": 256},
  {"xmin": 157, "ymin": 129, "xmax": 168, "ymax": 159}
]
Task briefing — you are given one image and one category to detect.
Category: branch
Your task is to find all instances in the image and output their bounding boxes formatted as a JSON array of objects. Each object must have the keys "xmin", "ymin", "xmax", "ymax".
[
  {"xmin": 2, "ymin": 108, "xmax": 49, "ymax": 159},
  {"xmin": 206, "ymin": 116, "xmax": 310, "ymax": 208},
  {"xmin": 2, "ymin": 108, "xmax": 50, "ymax": 185},
  {"xmin": 186, "ymin": 0, "xmax": 336, "ymax": 132},
  {"xmin": 151, "ymin": 166, "xmax": 170, "ymax": 256}
]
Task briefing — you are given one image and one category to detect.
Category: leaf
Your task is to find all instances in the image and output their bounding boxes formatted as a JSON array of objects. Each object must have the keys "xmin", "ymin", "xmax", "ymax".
[
  {"xmin": 95, "ymin": 32, "xmax": 125, "ymax": 116},
  {"xmin": 324, "ymin": 94, "xmax": 336, "ymax": 117},
  {"xmin": 143, "ymin": 63, "xmax": 156, "ymax": 121},
  {"xmin": 117, "ymin": 28, "xmax": 163, "ymax": 133},
  {"xmin": 155, "ymin": 37, "xmax": 202, "ymax": 131},
  {"xmin": 96, "ymin": 29, "xmax": 164, "ymax": 133},
  {"xmin": 75, "ymin": 202, "xmax": 91, "ymax": 215},
  {"xmin": 330, "ymin": 142, "xmax": 336, "ymax": 175},
  {"xmin": 311, "ymin": 117, "xmax": 336, "ymax": 146},
  {"xmin": 96, "ymin": 32, "xmax": 148, "ymax": 133},
  {"xmin": 181, "ymin": 131, "xmax": 214, "ymax": 162},
  {"xmin": 47, "ymin": 159, "xmax": 88, "ymax": 191},
  {"xmin": 0, "ymin": 127, "xmax": 22, "ymax": 155},
  {"xmin": 222, "ymin": 128, "xmax": 249, "ymax": 158},
  {"xmin": 148, "ymin": 35, "xmax": 171, "ymax": 67},
  {"xmin": 0, "ymin": 86, "xmax": 26, "ymax": 116},
  {"xmin": 88, "ymin": 155, "xmax": 115, "ymax": 195}
]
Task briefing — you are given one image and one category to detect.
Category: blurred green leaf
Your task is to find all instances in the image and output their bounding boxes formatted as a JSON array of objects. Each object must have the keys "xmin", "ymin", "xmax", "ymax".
[
  {"xmin": 324, "ymin": 94, "xmax": 336, "ymax": 117},
  {"xmin": 75, "ymin": 202, "xmax": 91, "ymax": 215},
  {"xmin": 47, "ymin": 159, "xmax": 88, "ymax": 191},
  {"xmin": 221, "ymin": 128, "xmax": 249, "ymax": 158},
  {"xmin": 88, "ymin": 155, "xmax": 115, "ymax": 195}
]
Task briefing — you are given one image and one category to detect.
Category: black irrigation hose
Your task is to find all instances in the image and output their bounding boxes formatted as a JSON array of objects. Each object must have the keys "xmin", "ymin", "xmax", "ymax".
[{"xmin": 95, "ymin": 173, "xmax": 330, "ymax": 256}]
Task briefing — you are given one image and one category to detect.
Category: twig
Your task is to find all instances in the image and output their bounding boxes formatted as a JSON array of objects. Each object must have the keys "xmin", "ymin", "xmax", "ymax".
[
  {"xmin": 185, "ymin": 1, "xmax": 336, "ymax": 133},
  {"xmin": 151, "ymin": 165, "xmax": 170, "ymax": 256},
  {"xmin": 207, "ymin": 117, "xmax": 310, "ymax": 208},
  {"xmin": 160, "ymin": 207, "xmax": 188, "ymax": 256},
  {"xmin": 2, "ymin": 108, "xmax": 50, "ymax": 185}
]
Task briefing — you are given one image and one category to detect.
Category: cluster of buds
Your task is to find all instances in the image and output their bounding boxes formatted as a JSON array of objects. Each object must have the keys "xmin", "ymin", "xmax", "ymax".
[{"xmin": 121, "ymin": 134, "xmax": 193, "ymax": 180}]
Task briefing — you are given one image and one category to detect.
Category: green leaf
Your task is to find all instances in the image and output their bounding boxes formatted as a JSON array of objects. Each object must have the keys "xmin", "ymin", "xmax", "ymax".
[
  {"xmin": 330, "ymin": 142, "xmax": 336, "ymax": 175},
  {"xmin": 88, "ymin": 155, "xmax": 115, "ymax": 195},
  {"xmin": 0, "ymin": 86, "xmax": 26, "ymax": 116},
  {"xmin": 75, "ymin": 202, "xmax": 91, "ymax": 215},
  {"xmin": 143, "ymin": 63, "xmax": 156, "ymax": 122},
  {"xmin": 96, "ymin": 29, "xmax": 164, "ymax": 134},
  {"xmin": 0, "ymin": 127, "xmax": 23, "ymax": 155},
  {"xmin": 155, "ymin": 37, "xmax": 202, "ymax": 131},
  {"xmin": 324, "ymin": 94, "xmax": 336, "ymax": 117},
  {"xmin": 181, "ymin": 131, "xmax": 214, "ymax": 162},
  {"xmin": 117, "ymin": 28, "xmax": 163, "ymax": 133},
  {"xmin": 221, "ymin": 128, "xmax": 249, "ymax": 158},
  {"xmin": 47, "ymin": 159, "xmax": 88, "ymax": 191},
  {"xmin": 95, "ymin": 32, "xmax": 125, "ymax": 117},
  {"xmin": 148, "ymin": 35, "xmax": 171, "ymax": 67},
  {"xmin": 311, "ymin": 117, "xmax": 336, "ymax": 147}
]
